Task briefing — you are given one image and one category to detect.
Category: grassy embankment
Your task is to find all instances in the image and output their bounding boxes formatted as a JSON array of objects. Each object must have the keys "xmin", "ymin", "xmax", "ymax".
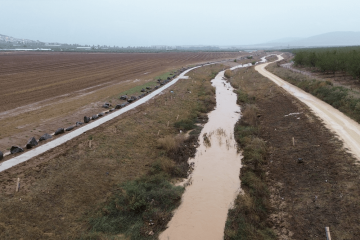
[
  {"xmin": 267, "ymin": 62, "xmax": 360, "ymax": 123},
  {"xmin": 118, "ymin": 70, "xmax": 179, "ymax": 97},
  {"xmin": 0, "ymin": 64, "xmax": 223, "ymax": 240},
  {"xmin": 223, "ymin": 68, "xmax": 276, "ymax": 239}
]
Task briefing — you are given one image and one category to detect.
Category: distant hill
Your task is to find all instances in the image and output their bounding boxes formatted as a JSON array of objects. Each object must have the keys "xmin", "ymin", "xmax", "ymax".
[
  {"xmin": 0, "ymin": 34, "xmax": 43, "ymax": 44},
  {"xmin": 266, "ymin": 37, "xmax": 303, "ymax": 44},
  {"xmin": 229, "ymin": 31, "xmax": 360, "ymax": 49},
  {"xmin": 288, "ymin": 31, "xmax": 360, "ymax": 47}
]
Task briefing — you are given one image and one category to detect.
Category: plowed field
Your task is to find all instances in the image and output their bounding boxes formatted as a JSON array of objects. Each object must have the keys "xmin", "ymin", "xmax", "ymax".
[{"xmin": 0, "ymin": 52, "xmax": 239, "ymax": 112}]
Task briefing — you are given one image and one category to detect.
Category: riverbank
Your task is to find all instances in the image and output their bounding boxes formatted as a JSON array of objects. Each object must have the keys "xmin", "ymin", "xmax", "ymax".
[{"xmin": 225, "ymin": 63, "xmax": 360, "ymax": 239}]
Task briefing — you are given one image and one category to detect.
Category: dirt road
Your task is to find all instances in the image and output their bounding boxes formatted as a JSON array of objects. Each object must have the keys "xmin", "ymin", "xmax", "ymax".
[{"xmin": 256, "ymin": 56, "xmax": 360, "ymax": 161}]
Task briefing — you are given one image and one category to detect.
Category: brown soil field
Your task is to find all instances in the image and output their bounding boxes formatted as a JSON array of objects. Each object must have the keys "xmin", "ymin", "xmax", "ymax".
[
  {"xmin": 0, "ymin": 52, "xmax": 243, "ymax": 153},
  {"xmin": 0, "ymin": 63, "xmax": 225, "ymax": 239},
  {"xmin": 230, "ymin": 66, "xmax": 360, "ymax": 239}
]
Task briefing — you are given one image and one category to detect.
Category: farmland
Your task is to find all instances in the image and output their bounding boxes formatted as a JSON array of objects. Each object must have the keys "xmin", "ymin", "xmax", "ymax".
[
  {"xmin": 0, "ymin": 52, "xmax": 241, "ymax": 151},
  {"xmin": 0, "ymin": 52, "xmax": 240, "ymax": 112}
]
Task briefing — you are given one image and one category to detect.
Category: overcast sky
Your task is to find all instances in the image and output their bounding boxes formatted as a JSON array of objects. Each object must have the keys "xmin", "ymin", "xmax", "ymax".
[{"xmin": 1, "ymin": 0, "xmax": 359, "ymax": 46}]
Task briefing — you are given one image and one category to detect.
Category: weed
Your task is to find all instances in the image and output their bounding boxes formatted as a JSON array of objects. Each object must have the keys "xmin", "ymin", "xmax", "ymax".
[
  {"xmin": 89, "ymin": 174, "xmax": 184, "ymax": 240},
  {"xmin": 174, "ymin": 119, "xmax": 196, "ymax": 131},
  {"xmin": 224, "ymin": 69, "xmax": 232, "ymax": 78}
]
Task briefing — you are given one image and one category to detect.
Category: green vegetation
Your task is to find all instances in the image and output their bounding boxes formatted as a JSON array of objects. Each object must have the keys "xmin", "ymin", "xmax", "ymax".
[
  {"xmin": 292, "ymin": 46, "xmax": 360, "ymax": 78},
  {"xmin": 268, "ymin": 63, "xmax": 360, "ymax": 123},
  {"xmin": 119, "ymin": 81, "xmax": 157, "ymax": 96},
  {"xmin": 89, "ymin": 174, "xmax": 183, "ymax": 240},
  {"xmin": 174, "ymin": 119, "xmax": 196, "ymax": 131},
  {"xmin": 155, "ymin": 71, "xmax": 175, "ymax": 81}
]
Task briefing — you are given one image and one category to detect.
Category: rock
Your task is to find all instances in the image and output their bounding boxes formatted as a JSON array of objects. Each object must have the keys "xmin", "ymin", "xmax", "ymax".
[
  {"xmin": 120, "ymin": 95, "xmax": 128, "ymax": 100},
  {"xmin": 98, "ymin": 113, "xmax": 104, "ymax": 117},
  {"xmin": 141, "ymin": 88, "xmax": 146, "ymax": 92},
  {"xmin": 66, "ymin": 126, "xmax": 74, "ymax": 131},
  {"xmin": 297, "ymin": 158, "xmax": 304, "ymax": 163},
  {"xmin": 127, "ymin": 96, "xmax": 137, "ymax": 103},
  {"xmin": 157, "ymin": 79, "xmax": 161, "ymax": 82},
  {"xmin": 92, "ymin": 115, "xmax": 99, "ymax": 120},
  {"xmin": 55, "ymin": 128, "xmax": 65, "ymax": 135},
  {"xmin": 10, "ymin": 146, "xmax": 24, "ymax": 154},
  {"xmin": 76, "ymin": 122, "xmax": 83, "ymax": 126},
  {"xmin": 109, "ymin": 108, "xmax": 115, "ymax": 112},
  {"xmin": 146, "ymin": 87, "xmax": 151, "ymax": 90},
  {"xmin": 26, "ymin": 137, "xmax": 38, "ymax": 149},
  {"xmin": 0, "ymin": 151, "xmax": 3, "ymax": 161},
  {"xmin": 167, "ymin": 77, "xmax": 171, "ymax": 80},
  {"xmin": 39, "ymin": 133, "xmax": 52, "ymax": 141},
  {"xmin": 121, "ymin": 102, "xmax": 128, "ymax": 107},
  {"xmin": 84, "ymin": 116, "xmax": 91, "ymax": 123},
  {"xmin": 115, "ymin": 104, "xmax": 122, "ymax": 109},
  {"xmin": 102, "ymin": 103, "xmax": 111, "ymax": 108},
  {"xmin": 154, "ymin": 86, "xmax": 159, "ymax": 89}
]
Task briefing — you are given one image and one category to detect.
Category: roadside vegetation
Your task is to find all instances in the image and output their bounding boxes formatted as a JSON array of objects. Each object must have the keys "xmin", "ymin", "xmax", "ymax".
[
  {"xmin": 0, "ymin": 64, "xmax": 224, "ymax": 240},
  {"xmin": 224, "ymin": 67, "xmax": 275, "ymax": 240},
  {"xmin": 267, "ymin": 63, "xmax": 360, "ymax": 123},
  {"xmin": 291, "ymin": 46, "xmax": 360, "ymax": 79}
]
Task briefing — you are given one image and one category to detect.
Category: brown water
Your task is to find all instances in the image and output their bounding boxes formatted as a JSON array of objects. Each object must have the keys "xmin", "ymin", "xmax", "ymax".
[{"xmin": 160, "ymin": 71, "xmax": 242, "ymax": 240}]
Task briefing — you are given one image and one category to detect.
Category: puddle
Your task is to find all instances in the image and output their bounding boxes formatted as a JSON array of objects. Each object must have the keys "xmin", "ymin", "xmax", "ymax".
[{"xmin": 160, "ymin": 70, "xmax": 242, "ymax": 240}]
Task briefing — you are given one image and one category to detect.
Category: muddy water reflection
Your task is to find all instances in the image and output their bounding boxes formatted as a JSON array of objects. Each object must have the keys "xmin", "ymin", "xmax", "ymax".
[{"xmin": 160, "ymin": 71, "xmax": 242, "ymax": 240}]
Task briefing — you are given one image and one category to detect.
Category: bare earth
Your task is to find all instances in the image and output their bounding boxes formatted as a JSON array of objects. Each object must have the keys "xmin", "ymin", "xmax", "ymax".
[{"xmin": 0, "ymin": 52, "xmax": 241, "ymax": 154}]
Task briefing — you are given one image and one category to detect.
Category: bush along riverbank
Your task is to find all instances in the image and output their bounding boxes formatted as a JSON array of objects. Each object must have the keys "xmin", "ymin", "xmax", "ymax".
[
  {"xmin": 224, "ymin": 66, "xmax": 276, "ymax": 240},
  {"xmin": 83, "ymin": 64, "xmax": 223, "ymax": 240},
  {"xmin": 267, "ymin": 62, "xmax": 360, "ymax": 123}
]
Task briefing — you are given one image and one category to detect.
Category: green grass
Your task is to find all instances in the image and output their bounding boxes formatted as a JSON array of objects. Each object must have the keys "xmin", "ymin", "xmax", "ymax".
[
  {"xmin": 274, "ymin": 72, "xmax": 360, "ymax": 123},
  {"xmin": 88, "ymin": 174, "xmax": 184, "ymax": 240},
  {"xmin": 174, "ymin": 119, "xmax": 196, "ymax": 131},
  {"xmin": 119, "ymin": 81, "xmax": 158, "ymax": 96},
  {"xmin": 155, "ymin": 71, "xmax": 175, "ymax": 81}
]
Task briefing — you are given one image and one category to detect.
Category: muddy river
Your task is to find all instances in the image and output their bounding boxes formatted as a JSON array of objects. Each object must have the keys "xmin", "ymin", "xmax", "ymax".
[{"xmin": 160, "ymin": 70, "xmax": 242, "ymax": 240}]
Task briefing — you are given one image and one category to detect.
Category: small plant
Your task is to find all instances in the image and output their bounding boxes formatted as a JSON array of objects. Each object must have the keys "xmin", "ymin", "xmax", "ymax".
[
  {"xmin": 224, "ymin": 70, "xmax": 232, "ymax": 78},
  {"xmin": 174, "ymin": 119, "xmax": 196, "ymax": 131},
  {"xmin": 89, "ymin": 174, "xmax": 184, "ymax": 239}
]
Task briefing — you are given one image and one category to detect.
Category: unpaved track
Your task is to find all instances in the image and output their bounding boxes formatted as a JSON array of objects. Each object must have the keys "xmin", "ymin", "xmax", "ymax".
[{"xmin": 256, "ymin": 56, "xmax": 360, "ymax": 161}]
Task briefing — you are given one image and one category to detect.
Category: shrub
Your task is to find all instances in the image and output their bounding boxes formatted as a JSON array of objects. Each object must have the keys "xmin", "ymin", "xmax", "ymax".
[
  {"xmin": 174, "ymin": 119, "xmax": 196, "ymax": 131},
  {"xmin": 157, "ymin": 135, "xmax": 185, "ymax": 152},
  {"xmin": 241, "ymin": 104, "xmax": 258, "ymax": 126},
  {"xmin": 89, "ymin": 174, "xmax": 184, "ymax": 239},
  {"xmin": 224, "ymin": 69, "xmax": 232, "ymax": 78}
]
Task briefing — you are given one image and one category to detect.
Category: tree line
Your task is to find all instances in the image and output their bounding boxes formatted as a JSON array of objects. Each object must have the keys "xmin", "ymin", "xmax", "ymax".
[{"xmin": 292, "ymin": 46, "xmax": 360, "ymax": 79}]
